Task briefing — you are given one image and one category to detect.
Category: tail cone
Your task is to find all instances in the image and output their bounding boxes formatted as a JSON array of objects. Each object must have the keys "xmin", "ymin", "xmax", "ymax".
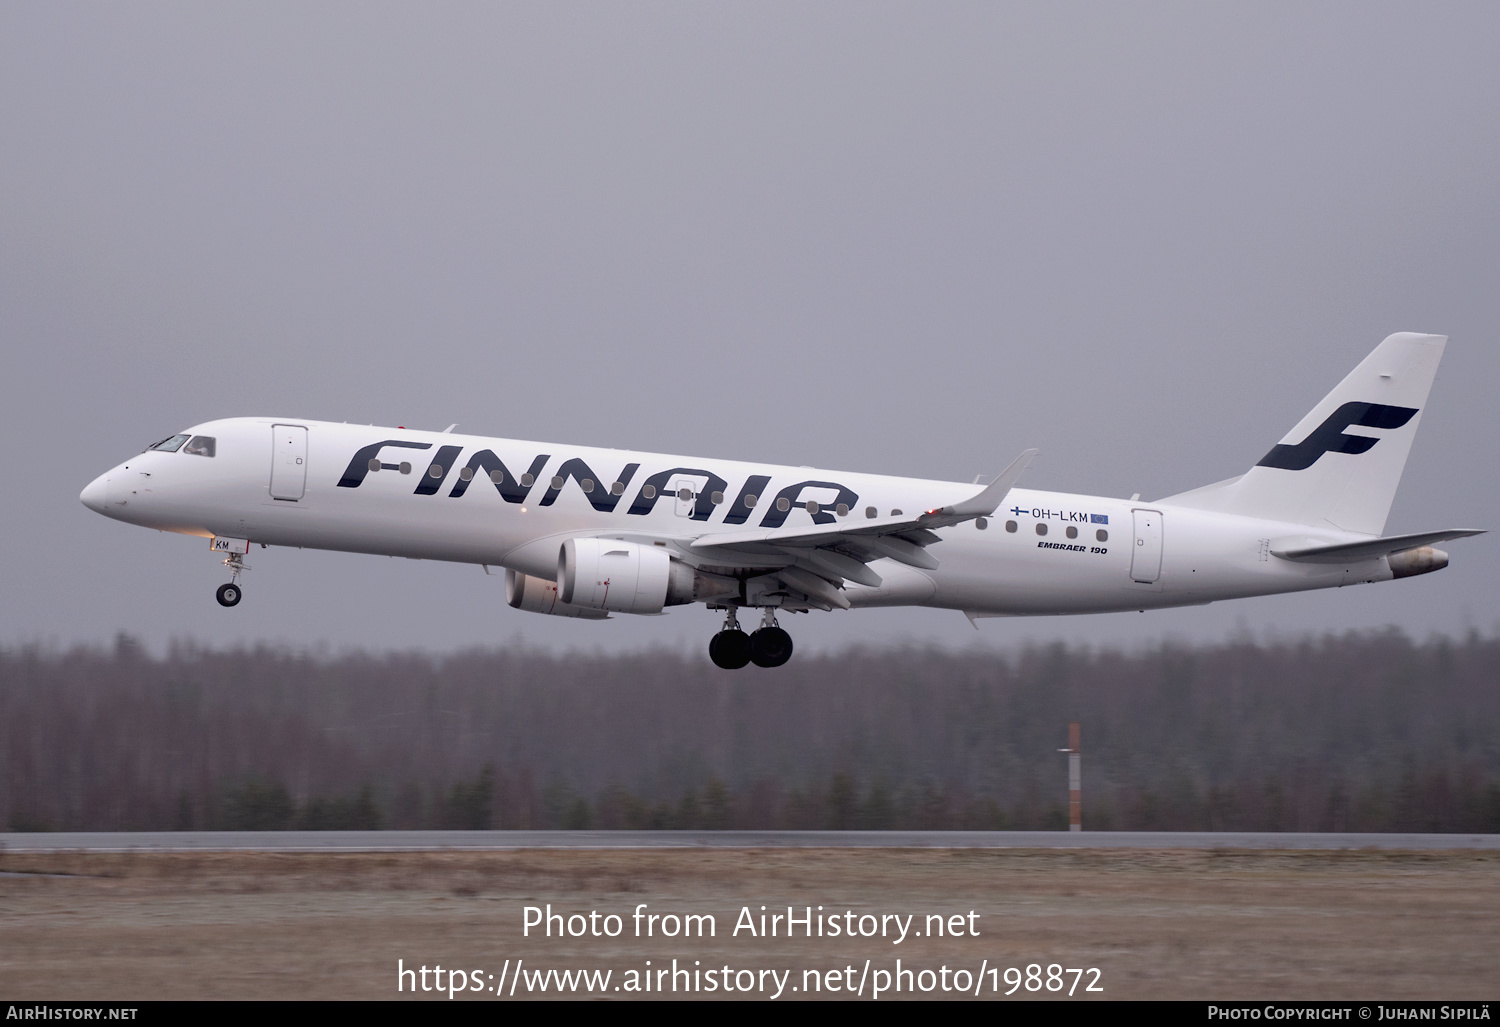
[{"xmin": 1388, "ymin": 546, "xmax": 1448, "ymax": 579}]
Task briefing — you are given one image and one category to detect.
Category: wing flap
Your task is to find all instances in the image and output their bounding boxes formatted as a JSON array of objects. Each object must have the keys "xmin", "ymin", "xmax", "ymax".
[
  {"xmin": 800, "ymin": 549, "xmax": 883, "ymax": 588},
  {"xmin": 693, "ymin": 514, "xmax": 919, "ymax": 549},
  {"xmin": 684, "ymin": 449, "xmax": 1035, "ymax": 604},
  {"xmin": 847, "ymin": 534, "xmax": 940, "ymax": 570},
  {"xmin": 690, "ymin": 449, "xmax": 1036, "ymax": 552},
  {"xmin": 778, "ymin": 566, "xmax": 852, "ymax": 609}
]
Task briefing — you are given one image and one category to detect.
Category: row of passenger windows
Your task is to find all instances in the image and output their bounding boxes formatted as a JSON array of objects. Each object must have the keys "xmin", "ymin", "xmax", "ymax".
[
  {"xmin": 362, "ymin": 457, "xmax": 1110, "ymax": 536},
  {"xmin": 148, "ymin": 434, "xmax": 216, "ymax": 457},
  {"xmin": 142, "ymin": 438, "xmax": 1109, "ymax": 540},
  {"xmin": 148, "ymin": 438, "xmax": 1107, "ymax": 541},
  {"xmin": 1000, "ymin": 520, "xmax": 1108, "ymax": 542},
  {"xmin": 374, "ymin": 464, "xmax": 916, "ymax": 519}
]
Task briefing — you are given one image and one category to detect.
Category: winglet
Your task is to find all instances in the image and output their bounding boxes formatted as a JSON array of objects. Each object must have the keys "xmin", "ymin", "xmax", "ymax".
[{"xmin": 920, "ymin": 449, "xmax": 1037, "ymax": 526}]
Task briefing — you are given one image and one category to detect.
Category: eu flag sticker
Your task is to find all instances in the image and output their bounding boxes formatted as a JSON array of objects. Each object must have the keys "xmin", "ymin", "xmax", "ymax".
[{"xmin": 1091, "ymin": 514, "xmax": 1109, "ymax": 524}]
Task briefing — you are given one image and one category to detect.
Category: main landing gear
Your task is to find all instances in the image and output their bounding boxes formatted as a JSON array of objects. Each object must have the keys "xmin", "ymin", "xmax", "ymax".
[
  {"xmin": 216, "ymin": 552, "xmax": 247, "ymax": 607},
  {"xmin": 709, "ymin": 609, "xmax": 794, "ymax": 670},
  {"xmin": 708, "ymin": 610, "xmax": 750, "ymax": 669}
]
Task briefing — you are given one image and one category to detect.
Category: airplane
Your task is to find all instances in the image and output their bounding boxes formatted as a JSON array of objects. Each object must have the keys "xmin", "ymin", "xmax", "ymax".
[{"xmin": 80, "ymin": 332, "xmax": 1482, "ymax": 669}]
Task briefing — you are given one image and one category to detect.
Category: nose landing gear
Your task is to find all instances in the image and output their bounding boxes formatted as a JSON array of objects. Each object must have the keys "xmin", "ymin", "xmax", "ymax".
[
  {"xmin": 216, "ymin": 551, "xmax": 248, "ymax": 607},
  {"xmin": 708, "ymin": 608, "xmax": 794, "ymax": 669}
]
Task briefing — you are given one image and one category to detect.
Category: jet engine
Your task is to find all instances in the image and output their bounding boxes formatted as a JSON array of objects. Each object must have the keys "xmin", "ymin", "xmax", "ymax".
[
  {"xmin": 557, "ymin": 538, "xmax": 738, "ymax": 614},
  {"xmin": 505, "ymin": 569, "xmax": 610, "ymax": 619}
]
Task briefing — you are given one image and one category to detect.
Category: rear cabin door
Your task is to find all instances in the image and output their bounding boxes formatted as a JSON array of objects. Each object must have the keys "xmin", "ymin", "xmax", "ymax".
[
  {"xmin": 270, "ymin": 425, "xmax": 308, "ymax": 500},
  {"xmin": 1130, "ymin": 508, "xmax": 1163, "ymax": 583}
]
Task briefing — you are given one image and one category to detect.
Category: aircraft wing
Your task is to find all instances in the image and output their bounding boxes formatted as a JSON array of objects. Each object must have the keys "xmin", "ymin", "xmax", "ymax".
[
  {"xmin": 1272, "ymin": 528, "xmax": 1485, "ymax": 563},
  {"xmin": 687, "ymin": 449, "xmax": 1037, "ymax": 609}
]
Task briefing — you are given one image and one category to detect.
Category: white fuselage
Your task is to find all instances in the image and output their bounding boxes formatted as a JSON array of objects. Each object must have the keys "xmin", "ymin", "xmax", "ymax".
[{"xmin": 80, "ymin": 417, "xmax": 1396, "ymax": 617}]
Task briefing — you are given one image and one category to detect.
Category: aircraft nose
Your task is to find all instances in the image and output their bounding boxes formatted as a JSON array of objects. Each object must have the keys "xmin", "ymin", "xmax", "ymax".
[{"xmin": 80, "ymin": 473, "xmax": 110, "ymax": 513}]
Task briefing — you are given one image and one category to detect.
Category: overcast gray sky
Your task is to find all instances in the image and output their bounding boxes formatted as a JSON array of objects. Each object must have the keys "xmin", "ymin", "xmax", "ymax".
[{"xmin": 3, "ymin": 2, "xmax": 1496, "ymax": 655}]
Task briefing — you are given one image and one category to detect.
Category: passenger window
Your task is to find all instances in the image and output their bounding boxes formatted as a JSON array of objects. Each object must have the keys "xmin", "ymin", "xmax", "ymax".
[
  {"xmin": 1096, "ymin": 529, "xmax": 1108, "ymax": 542},
  {"xmin": 611, "ymin": 481, "xmax": 625, "ymax": 496},
  {"xmin": 836, "ymin": 503, "xmax": 849, "ymax": 517},
  {"xmin": 1036, "ymin": 523, "xmax": 1047, "ymax": 536},
  {"xmin": 805, "ymin": 500, "xmax": 819, "ymax": 514},
  {"xmin": 149, "ymin": 434, "xmax": 190, "ymax": 452},
  {"xmin": 744, "ymin": 494, "xmax": 758, "ymax": 508},
  {"xmin": 641, "ymin": 483, "xmax": 655, "ymax": 499},
  {"xmin": 776, "ymin": 497, "xmax": 791, "ymax": 512},
  {"xmin": 460, "ymin": 467, "xmax": 474, "ymax": 481},
  {"xmin": 1005, "ymin": 520, "xmax": 1017, "ymax": 533},
  {"xmin": 1066, "ymin": 526, "xmax": 1077, "ymax": 539},
  {"xmin": 489, "ymin": 469, "xmax": 504, "ymax": 483},
  {"xmin": 710, "ymin": 491, "xmax": 724, "ymax": 505},
  {"xmin": 975, "ymin": 517, "xmax": 988, "ymax": 530},
  {"xmin": 183, "ymin": 436, "xmax": 216, "ymax": 457},
  {"xmin": 521, "ymin": 473, "xmax": 536, "ymax": 487},
  {"xmin": 866, "ymin": 506, "xmax": 877, "ymax": 519}
]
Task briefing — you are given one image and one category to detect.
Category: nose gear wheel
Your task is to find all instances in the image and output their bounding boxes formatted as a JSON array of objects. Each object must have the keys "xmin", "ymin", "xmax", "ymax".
[{"xmin": 216, "ymin": 551, "xmax": 248, "ymax": 607}]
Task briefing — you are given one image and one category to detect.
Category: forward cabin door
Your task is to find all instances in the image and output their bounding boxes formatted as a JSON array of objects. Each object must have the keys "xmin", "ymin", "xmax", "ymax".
[
  {"xmin": 270, "ymin": 425, "xmax": 308, "ymax": 500},
  {"xmin": 1130, "ymin": 508, "xmax": 1163, "ymax": 583},
  {"xmin": 671, "ymin": 476, "xmax": 697, "ymax": 517}
]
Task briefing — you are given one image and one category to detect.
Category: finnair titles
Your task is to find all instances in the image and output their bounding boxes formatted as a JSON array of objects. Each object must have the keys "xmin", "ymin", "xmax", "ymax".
[{"xmin": 81, "ymin": 333, "xmax": 1483, "ymax": 669}]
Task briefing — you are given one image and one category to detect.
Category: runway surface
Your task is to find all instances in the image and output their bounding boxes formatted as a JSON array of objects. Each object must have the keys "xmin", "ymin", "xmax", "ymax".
[{"xmin": 2, "ymin": 829, "xmax": 1497, "ymax": 852}]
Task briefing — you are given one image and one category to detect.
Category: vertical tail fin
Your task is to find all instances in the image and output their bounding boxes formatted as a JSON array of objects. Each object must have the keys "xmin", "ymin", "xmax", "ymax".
[{"xmin": 1162, "ymin": 332, "xmax": 1446, "ymax": 535}]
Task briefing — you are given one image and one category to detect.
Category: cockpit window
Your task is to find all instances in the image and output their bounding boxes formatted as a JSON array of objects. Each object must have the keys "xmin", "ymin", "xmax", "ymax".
[
  {"xmin": 183, "ymin": 435, "xmax": 216, "ymax": 457},
  {"xmin": 148, "ymin": 434, "xmax": 190, "ymax": 452}
]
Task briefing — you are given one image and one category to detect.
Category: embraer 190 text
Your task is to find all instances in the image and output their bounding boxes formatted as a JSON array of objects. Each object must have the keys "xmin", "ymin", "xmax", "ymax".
[{"xmin": 81, "ymin": 333, "xmax": 1483, "ymax": 668}]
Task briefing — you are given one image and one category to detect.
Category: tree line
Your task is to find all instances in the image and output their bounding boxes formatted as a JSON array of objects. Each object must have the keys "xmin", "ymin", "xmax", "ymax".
[{"xmin": 2, "ymin": 629, "xmax": 1497, "ymax": 832}]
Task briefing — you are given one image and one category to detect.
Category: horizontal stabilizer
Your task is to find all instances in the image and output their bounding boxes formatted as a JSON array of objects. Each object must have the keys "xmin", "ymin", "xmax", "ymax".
[{"xmin": 1273, "ymin": 528, "xmax": 1485, "ymax": 563}]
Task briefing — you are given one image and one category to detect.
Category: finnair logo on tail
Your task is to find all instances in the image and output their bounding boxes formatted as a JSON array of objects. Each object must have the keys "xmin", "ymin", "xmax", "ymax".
[{"xmin": 1256, "ymin": 402, "xmax": 1418, "ymax": 471}]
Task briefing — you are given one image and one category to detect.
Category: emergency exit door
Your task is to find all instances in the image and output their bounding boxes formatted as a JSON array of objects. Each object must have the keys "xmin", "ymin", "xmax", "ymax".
[
  {"xmin": 1130, "ymin": 508, "xmax": 1163, "ymax": 583},
  {"xmin": 270, "ymin": 425, "xmax": 308, "ymax": 501}
]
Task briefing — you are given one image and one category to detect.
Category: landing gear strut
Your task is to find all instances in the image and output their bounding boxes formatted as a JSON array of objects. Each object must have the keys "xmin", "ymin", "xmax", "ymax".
[
  {"xmin": 707, "ymin": 608, "xmax": 794, "ymax": 669},
  {"xmin": 749, "ymin": 608, "xmax": 794, "ymax": 668},
  {"xmin": 708, "ymin": 609, "xmax": 751, "ymax": 670},
  {"xmin": 216, "ymin": 552, "xmax": 247, "ymax": 607}
]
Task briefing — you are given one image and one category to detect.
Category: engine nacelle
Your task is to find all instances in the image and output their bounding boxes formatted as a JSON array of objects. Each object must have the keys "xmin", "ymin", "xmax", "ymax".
[
  {"xmin": 505, "ymin": 569, "xmax": 610, "ymax": 619},
  {"xmin": 558, "ymin": 538, "xmax": 738, "ymax": 614},
  {"xmin": 1388, "ymin": 546, "xmax": 1448, "ymax": 579}
]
